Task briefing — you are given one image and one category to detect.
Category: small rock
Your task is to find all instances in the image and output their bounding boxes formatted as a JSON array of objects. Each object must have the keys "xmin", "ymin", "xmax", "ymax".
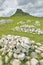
[
  {"xmin": 36, "ymin": 43, "xmax": 41, "ymax": 46},
  {"xmin": 35, "ymin": 49, "xmax": 41, "ymax": 54},
  {"xmin": 12, "ymin": 59, "xmax": 21, "ymax": 65},
  {"xmin": 27, "ymin": 20, "xmax": 31, "ymax": 23},
  {"xmin": 26, "ymin": 61, "xmax": 30, "ymax": 65},
  {"xmin": 13, "ymin": 53, "xmax": 18, "ymax": 59},
  {"xmin": 8, "ymin": 51, "xmax": 13, "ymax": 58},
  {"xmin": 26, "ymin": 56, "xmax": 31, "ymax": 60},
  {"xmin": 35, "ymin": 21, "xmax": 40, "ymax": 26},
  {"xmin": 0, "ymin": 56, "xmax": 3, "ymax": 65},
  {"xmin": 40, "ymin": 59, "xmax": 43, "ymax": 65},
  {"xmin": 5, "ymin": 55, "xmax": 9, "ymax": 63},
  {"xmin": 30, "ymin": 58, "xmax": 38, "ymax": 65},
  {"xmin": 31, "ymin": 40, "xmax": 35, "ymax": 44},
  {"xmin": 31, "ymin": 52, "xmax": 38, "ymax": 58},
  {"xmin": 18, "ymin": 53, "xmax": 25, "ymax": 60},
  {"xmin": 41, "ymin": 53, "xmax": 43, "ymax": 58}
]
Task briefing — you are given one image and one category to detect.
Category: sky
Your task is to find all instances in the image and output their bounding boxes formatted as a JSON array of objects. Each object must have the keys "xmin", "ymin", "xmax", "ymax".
[{"xmin": 0, "ymin": 0, "xmax": 43, "ymax": 17}]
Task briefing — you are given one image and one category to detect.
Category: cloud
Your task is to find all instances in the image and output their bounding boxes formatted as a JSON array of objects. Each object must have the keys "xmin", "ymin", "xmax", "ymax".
[
  {"xmin": 17, "ymin": 0, "xmax": 43, "ymax": 17},
  {"xmin": 17, "ymin": 0, "xmax": 29, "ymax": 5},
  {"xmin": 0, "ymin": 0, "xmax": 43, "ymax": 17},
  {"xmin": 0, "ymin": 0, "xmax": 5, "ymax": 6},
  {"xmin": 0, "ymin": 0, "xmax": 18, "ymax": 17}
]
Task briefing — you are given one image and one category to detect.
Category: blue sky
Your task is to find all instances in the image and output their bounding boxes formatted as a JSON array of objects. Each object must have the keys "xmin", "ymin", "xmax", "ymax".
[{"xmin": 0, "ymin": 0, "xmax": 43, "ymax": 17}]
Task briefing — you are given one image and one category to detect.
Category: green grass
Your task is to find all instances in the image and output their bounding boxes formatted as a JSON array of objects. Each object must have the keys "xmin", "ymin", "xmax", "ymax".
[{"xmin": 0, "ymin": 15, "xmax": 43, "ymax": 43}]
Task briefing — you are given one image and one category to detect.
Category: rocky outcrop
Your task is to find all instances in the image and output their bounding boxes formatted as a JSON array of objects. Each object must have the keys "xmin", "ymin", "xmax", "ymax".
[{"xmin": 0, "ymin": 35, "xmax": 43, "ymax": 65}]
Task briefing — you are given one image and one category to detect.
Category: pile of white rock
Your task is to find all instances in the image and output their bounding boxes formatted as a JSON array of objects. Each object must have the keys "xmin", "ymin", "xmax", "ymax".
[
  {"xmin": 34, "ymin": 21, "xmax": 40, "ymax": 26},
  {"xmin": 12, "ymin": 25, "xmax": 43, "ymax": 35},
  {"xmin": 0, "ymin": 19, "xmax": 13, "ymax": 24},
  {"xmin": 17, "ymin": 20, "xmax": 31, "ymax": 25},
  {"xmin": 17, "ymin": 21, "xmax": 25, "ymax": 25},
  {"xmin": 0, "ymin": 35, "xmax": 43, "ymax": 65},
  {"xmin": 27, "ymin": 20, "xmax": 32, "ymax": 23}
]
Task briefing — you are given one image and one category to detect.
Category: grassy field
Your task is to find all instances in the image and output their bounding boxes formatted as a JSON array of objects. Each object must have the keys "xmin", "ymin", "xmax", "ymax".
[{"xmin": 0, "ymin": 14, "xmax": 43, "ymax": 43}]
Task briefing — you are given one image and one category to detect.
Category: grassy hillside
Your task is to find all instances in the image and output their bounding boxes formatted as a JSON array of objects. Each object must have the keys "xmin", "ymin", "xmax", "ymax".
[
  {"xmin": 0, "ymin": 9, "xmax": 43, "ymax": 65},
  {"xmin": 0, "ymin": 9, "xmax": 43, "ymax": 43}
]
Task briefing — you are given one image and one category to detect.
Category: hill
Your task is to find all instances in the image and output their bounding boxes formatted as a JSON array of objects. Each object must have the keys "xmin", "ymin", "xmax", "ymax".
[
  {"xmin": 11, "ymin": 9, "xmax": 43, "ymax": 19},
  {"xmin": 11, "ymin": 9, "xmax": 30, "ymax": 17}
]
